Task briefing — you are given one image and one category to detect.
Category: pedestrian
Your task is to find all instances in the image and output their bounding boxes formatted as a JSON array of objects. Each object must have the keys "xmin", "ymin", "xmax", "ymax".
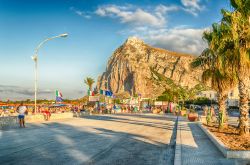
[
  {"xmin": 128, "ymin": 106, "xmax": 131, "ymax": 113},
  {"xmin": 44, "ymin": 108, "xmax": 51, "ymax": 121},
  {"xmin": 113, "ymin": 104, "xmax": 116, "ymax": 114},
  {"xmin": 16, "ymin": 102, "xmax": 27, "ymax": 128},
  {"xmin": 210, "ymin": 105, "xmax": 216, "ymax": 121},
  {"xmin": 77, "ymin": 106, "xmax": 81, "ymax": 117},
  {"xmin": 0, "ymin": 108, "xmax": 4, "ymax": 117},
  {"xmin": 203, "ymin": 105, "xmax": 208, "ymax": 116},
  {"xmin": 210, "ymin": 105, "xmax": 215, "ymax": 116}
]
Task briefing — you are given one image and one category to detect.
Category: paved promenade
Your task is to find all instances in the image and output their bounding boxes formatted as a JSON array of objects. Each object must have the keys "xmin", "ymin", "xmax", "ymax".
[
  {"xmin": 0, "ymin": 114, "xmax": 176, "ymax": 165},
  {"xmin": 176, "ymin": 117, "xmax": 249, "ymax": 165}
]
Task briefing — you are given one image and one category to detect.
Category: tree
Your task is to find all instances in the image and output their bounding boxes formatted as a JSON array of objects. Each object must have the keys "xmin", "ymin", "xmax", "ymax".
[
  {"xmin": 151, "ymin": 68, "xmax": 206, "ymax": 108},
  {"xmin": 115, "ymin": 91, "xmax": 130, "ymax": 99},
  {"xmin": 219, "ymin": 0, "xmax": 250, "ymax": 135},
  {"xmin": 192, "ymin": 23, "xmax": 237, "ymax": 129},
  {"xmin": 176, "ymin": 84, "xmax": 207, "ymax": 109},
  {"xmin": 157, "ymin": 89, "xmax": 178, "ymax": 102},
  {"xmin": 84, "ymin": 77, "xmax": 95, "ymax": 90}
]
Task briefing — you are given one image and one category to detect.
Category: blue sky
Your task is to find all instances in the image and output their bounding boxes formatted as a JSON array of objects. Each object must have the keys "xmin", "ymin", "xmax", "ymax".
[{"xmin": 0, "ymin": 0, "xmax": 231, "ymax": 100}]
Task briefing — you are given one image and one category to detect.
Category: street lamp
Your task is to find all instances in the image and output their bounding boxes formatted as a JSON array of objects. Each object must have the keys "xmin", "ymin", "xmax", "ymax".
[
  {"xmin": 31, "ymin": 33, "xmax": 68, "ymax": 113},
  {"xmin": 104, "ymin": 74, "xmax": 111, "ymax": 105},
  {"xmin": 105, "ymin": 74, "xmax": 111, "ymax": 91},
  {"xmin": 210, "ymin": 93, "xmax": 212, "ymax": 106}
]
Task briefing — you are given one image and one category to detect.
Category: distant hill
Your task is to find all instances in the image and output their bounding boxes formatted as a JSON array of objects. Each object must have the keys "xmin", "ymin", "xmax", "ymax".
[{"xmin": 97, "ymin": 37, "xmax": 202, "ymax": 98}]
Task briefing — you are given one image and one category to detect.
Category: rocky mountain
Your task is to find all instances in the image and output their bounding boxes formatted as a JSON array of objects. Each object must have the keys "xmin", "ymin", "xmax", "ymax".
[{"xmin": 97, "ymin": 37, "xmax": 202, "ymax": 98}]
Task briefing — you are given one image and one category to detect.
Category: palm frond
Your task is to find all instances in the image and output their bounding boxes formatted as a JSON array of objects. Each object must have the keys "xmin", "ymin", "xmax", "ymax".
[
  {"xmin": 190, "ymin": 57, "xmax": 203, "ymax": 68},
  {"xmin": 84, "ymin": 77, "xmax": 95, "ymax": 90},
  {"xmin": 201, "ymin": 69, "xmax": 213, "ymax": 83}
]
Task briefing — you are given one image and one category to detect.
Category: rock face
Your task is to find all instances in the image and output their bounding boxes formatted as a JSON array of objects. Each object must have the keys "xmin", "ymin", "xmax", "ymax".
[{"xmin": 97, "ymin": 37, "xmax": 202, "ymax": 98}]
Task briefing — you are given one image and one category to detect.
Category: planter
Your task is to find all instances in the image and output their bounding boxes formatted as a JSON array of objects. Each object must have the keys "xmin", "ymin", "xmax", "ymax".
[
  {"xmin": 188, "ymin": 113, "xmax": 198, "ymax": 121},
  {"xmin": 152, "ymin": 109, "xmax": 158, "ymax": 114},
  {"xmin": 198, "ymin": 124, "xmax": 250, "ymax": 159},
  {"xmin": 175, "ymin": 110, "xmax": 179, "ymax": 116},
  {"xmin": 153, "ymin": 108, "xmax": 161, "ymax": 114},
  {"xmin": 180, "ymin": 110, "xmax": 186, "ymax": 116}
]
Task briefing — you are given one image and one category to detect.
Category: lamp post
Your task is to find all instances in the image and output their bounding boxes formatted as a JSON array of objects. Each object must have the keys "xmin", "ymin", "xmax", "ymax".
[
  {"xmin": 106, "ymin": 74, "xmax": 111, "ymax": 91},
  {"xmin": 104, "ymin": 74, "xmax": 111, "ymax": 105},
  {"xmin": 210, "ymin": 93, "xmax": 212, "ymax": 106},
  {"xmin": 31, "ymin": 33, "xmax": 68, "ymax": 113}
]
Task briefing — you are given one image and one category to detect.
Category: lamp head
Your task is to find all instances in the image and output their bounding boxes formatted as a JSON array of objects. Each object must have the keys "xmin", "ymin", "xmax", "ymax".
[
  {"xmin": 59, "ymin": 33, "xmax": 68, "ymax": 38},
  {"xmin": 31, "ymin": 55, "xmax": 38, "ymax": 61}
]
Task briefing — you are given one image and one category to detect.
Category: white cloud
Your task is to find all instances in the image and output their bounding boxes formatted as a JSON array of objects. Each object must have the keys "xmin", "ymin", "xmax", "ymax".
[
  {"xmin": 0, "ymin": 85, "xmax": 54, "ymax": 96},
  {"xmin": 181, "ymin": 0, "xmax": 205, "ymax": 16},
  {"xmin": 155, "ymin": 4, "xmax": 179, "ymax": 14},
  {"xmin": 122, "ymin": 27, "xmax": 207, "ymax": 55},
  {"xmin": 73, "ymin": 1, "xmax": 206, "ymax": 22},
  {"xmin": 70, "ymin": 7, "xmax": 92, "ymax": 19},
  {"xmin": 71, "ymin": 3, "xmax": 209, "ymax": 55},
  {"xmin": 124, "ymin": 8, "xmax": 165, "ymax": 27},
  {"xmin": 181, "ymin": 0, "xmax": 202, "ymax": 10},
  {"xmin": 75, "ymin": 11, "xmax": 91, "ymax": 19},
  {"xmin": 96, "ymin": 7, "xmax": 107, "ymax": 16},
  {"xmin": 0, "ymin": 85, "xmax": 56, "ymax": 100},
  {"xmin": 145, "ymin": 27, "xmax": 207, "ymax": 55},
  {"xmin": 95, "ymin": 4, "xmax": 179, "ymax": 27}
]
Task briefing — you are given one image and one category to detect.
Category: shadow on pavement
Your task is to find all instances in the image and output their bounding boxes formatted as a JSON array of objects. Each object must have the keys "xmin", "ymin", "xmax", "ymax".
[
  {"xmin": 81, "ymin": 114, "xmax": 176, "ymax": 130},
  {"xmin": 179, "ymin": 122, "xmax": 250, "ymax": 165},
  {"xmin": 0, "ymin": 116, "xmax": 176, "ymax": 165}
]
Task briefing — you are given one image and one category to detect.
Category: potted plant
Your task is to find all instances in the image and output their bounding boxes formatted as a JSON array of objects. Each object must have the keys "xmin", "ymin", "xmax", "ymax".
[
  {"xmin": 180, "ymin": 107, "xmax": 187, "ymax": 116},
  {"xmin": 188, "ymin": 108, "xmax": 198, "ymax": 122}
]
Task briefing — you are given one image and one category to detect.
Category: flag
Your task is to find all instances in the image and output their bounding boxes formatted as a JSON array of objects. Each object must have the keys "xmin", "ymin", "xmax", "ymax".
[
  {"xmin": 100, "ymin": 89, "xmax": 105, "ymax": 95},
  {"xmin": 56, "ymin": 90, "xmax": 63, "ymax": 102},
  {"xmin": 105, "ymin": 90, "xmax": 113, "ymax": 97},
  {"xmin": 105, "ymin": 90, "xmax": 108, "ymax": 96},
  {"xmin": 88, "ymin": 89, "xmax": 94, "ymax": 96}
]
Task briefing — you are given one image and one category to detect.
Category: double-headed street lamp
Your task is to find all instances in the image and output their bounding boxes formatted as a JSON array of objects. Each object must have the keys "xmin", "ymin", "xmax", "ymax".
[{"xmin": 31, "ymin": 33, "xmax": 68, "ymax": 113}]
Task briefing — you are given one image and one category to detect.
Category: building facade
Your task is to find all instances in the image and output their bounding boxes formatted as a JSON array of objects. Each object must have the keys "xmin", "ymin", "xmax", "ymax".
[{"xmin": 196, "ymin": 87, "xmax": 244, "ymax": 107}]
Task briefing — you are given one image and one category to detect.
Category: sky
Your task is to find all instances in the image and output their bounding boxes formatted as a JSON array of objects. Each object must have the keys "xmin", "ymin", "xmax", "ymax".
[{"xmin": 0, "ymin": 0, "xmax": 232, "ymax": 100}]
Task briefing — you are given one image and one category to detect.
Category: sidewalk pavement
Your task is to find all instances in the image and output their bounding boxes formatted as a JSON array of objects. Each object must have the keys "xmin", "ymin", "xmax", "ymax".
[{"xmin": 175, "ymin": 117, "xmax": 249, "ymax": 165}]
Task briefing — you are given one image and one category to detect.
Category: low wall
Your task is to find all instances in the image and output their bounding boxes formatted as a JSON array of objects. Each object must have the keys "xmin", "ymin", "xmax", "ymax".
[
  {"xmin": 199, "ymin": 115, "xmax": 206, "ymax": 123},
  {"xmin": 198, "ymin": 123, "xmax": 250, "ymax": 159},
  {"xmin": 0, "ymin": 116, "xmax": 19, "ymax": 129},
  {"xmin": 174, "ymin": 116, "xmax": 182, "ymax": 165},
  {"xmin": 0, "ymin": 112, "xmax": 74, "ymax": 129},
  {"xmin": 73, "ymin": 111, "xmax": 90, "ymax": 118},
  {"xmin": 26, "ymin": 112, "xmax": 74, "ymax": 123}
]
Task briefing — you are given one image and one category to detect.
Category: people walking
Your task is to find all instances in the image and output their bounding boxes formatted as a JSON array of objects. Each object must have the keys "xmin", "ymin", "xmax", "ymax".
[
  {"xmin": 43, "ymin": 108, "xmax": 51, "ymax": 121},
  {"xmin": 16, "ymin": 102, "xmax": 27, "ymax": 128}
]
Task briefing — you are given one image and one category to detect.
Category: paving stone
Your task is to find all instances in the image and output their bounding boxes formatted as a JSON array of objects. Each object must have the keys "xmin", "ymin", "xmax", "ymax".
[
  {"xmin": 0, "ymin": 114, "xmax": 176, "ymax": 165},
  {"xmin": 179, "ymin": 120, "xmax": 245, "ymax": 165}
]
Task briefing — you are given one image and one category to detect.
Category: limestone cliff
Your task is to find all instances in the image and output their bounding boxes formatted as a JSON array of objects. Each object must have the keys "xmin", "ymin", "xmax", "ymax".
[{"xmin": 97, "ymin": 37, "xmax": 202, "ymax": 98}]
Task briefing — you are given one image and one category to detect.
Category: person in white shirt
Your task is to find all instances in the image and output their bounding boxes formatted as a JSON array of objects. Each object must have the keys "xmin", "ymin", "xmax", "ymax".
[{"xmin": 16, "ymin": 102, "xmax": 27, "ymax": 128}]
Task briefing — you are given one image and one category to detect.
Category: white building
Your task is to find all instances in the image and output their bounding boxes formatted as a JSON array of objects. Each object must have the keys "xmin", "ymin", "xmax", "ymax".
[
  {"xmin": 196, "ymin": 90, "xmax": 218, "ymax": 101},
  {"xmin": 196, "ymin": 87, "xmax": 243, "ymax": 107},
  {"xmin": 226, "ymin": 88, "xmax": 240, "ymax": 107}
]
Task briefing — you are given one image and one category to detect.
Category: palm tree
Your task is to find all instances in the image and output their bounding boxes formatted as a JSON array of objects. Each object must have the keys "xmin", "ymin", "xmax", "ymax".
[
  {"xmin": 192, "ymin": 23, "xmax": 237, "ymax": 129},
  {"xmin": 151, "ymin": 68, "xmax": 205, "ymax": 109},
  {"xmin": 219, "ymin": 0, "xmax": 250, "ymax": 135},
  {"xmin": 84, "ymin": 77, "xmax": 95, "ymax": 91}
]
